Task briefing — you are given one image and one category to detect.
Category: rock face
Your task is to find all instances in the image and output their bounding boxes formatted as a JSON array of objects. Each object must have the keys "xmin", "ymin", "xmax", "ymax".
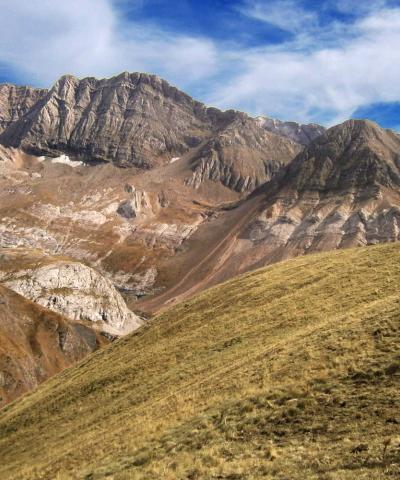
[
  {"xmin": 257, "ymin": 116, "xmax": 326, "ymax": 145},
  {"xmin": 0, "ymin": 250, "xmax": 142, "ymax": 336},
  {"xmin": 0, "ymin": 84, "xmax": 47, "ymax": 133},
  {"xmin": 0, "ymin": 73, "xmax": 230, "ymax": 168},
  {"xmin": 0, "ymin": 73, "xmax": 303, "ymax": 191},
  {"xmin": 0, "ymin": 284, "xmax": 106, "ymax": 406},
  {"xmin": 186, "ymin": 113, "xmax": 301, "ymax": 192},
  {"xmin": 117, "ymin": 187, "xmax": 155, "ymax": 219}
]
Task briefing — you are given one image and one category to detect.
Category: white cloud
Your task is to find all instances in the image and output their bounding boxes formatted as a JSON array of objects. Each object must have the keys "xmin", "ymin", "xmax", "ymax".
[
  {"xmin": 0, "ymin": 0, "xmax": 218, "ymax": 87},
  {"xmin": 239, "ymin": 0, "xmax": 318, "ymax": 33},
  {"xmin": 333, "ymin": 0, "xmax": 388, "ymax": 15},
  {"xmin": 209, "ymin": 3, "xmax": 400, "ymax": 125}
]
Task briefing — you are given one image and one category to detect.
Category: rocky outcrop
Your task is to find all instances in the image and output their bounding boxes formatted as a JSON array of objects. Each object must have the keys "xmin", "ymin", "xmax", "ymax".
[
  {"xmin": 245, "ymin": 194, "xmax": 400, "ymax": 252},
  {"xmin": 0, "ymin": 284, "xmax": 106, "ymax": 406},
  {"xmin": 257, "ymin": 116, "xmax": 326, "ymax": 145},
  {"xmin": 0, "ymin": 84, "xmax": 47, "ymax": 133},
  {"xmin": 117, "ymin": 187, "xmax": 155, "ymax": 219},
  {"xmin": 0, "ymin": 250, "xmax": 142, "ymax": 336},
  {"xmin": 186, "ymin": 114, "xmax": 301, "ymax": 192}
]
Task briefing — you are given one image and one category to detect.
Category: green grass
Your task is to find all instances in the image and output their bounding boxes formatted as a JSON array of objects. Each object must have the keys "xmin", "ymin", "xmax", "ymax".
[{"xmin": 0, "ymin": 243, "xmax": 399, "ymax": 479}]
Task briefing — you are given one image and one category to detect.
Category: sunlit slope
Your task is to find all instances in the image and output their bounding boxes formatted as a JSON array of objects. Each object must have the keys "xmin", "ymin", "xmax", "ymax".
[{"xmin": 0, "ymin": 243, "xmax": 399, "ymax": 479}]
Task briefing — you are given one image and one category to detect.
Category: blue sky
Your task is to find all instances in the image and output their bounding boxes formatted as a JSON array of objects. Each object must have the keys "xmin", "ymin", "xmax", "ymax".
[{"xmin": 1, "ymin": 0, "xmax": 400, "ymax": 128}]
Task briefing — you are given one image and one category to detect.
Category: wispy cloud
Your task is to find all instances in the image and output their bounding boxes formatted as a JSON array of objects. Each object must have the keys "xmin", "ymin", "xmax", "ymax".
[
  {"xmin": 332, "ymin": 0, "xmax": 388, "ymax": 15},
  {"xmin": 0, "ymin": 0, "xmax": 218, "ymax": 86},
  {"xmin": 209, "ymin": 1, "xmax": 400, "ymax": 125},
  {"xmin": 239, "ymin": 0, "xmax": 318, "ymax": 33}
]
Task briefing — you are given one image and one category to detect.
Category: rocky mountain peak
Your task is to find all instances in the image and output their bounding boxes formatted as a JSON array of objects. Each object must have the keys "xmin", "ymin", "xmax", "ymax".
[
  {"xmin": 323, "ymin": 119, "xmax": 391, "ymax": 145},
  {"xmin": 0, "ymin": 72, "xmax": 223, "ymax": 167},
  {"xmin": 0, "ymin": 72, "xmax": 305, "ymax": 191},
  {"xmin": 283, "ymin": 118, "xmax": 400, "ymax": 192}
]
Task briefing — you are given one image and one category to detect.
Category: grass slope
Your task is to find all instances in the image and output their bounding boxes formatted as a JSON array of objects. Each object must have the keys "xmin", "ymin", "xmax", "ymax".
[{"xmin": 0, "ymin": 243, "xmax": 399, "ymax": 479}]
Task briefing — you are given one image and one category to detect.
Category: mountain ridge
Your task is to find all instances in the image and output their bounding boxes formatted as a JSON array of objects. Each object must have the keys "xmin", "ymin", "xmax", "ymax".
[
  {"xmin": 137, "ymin": 118, "xmax": 400, "ymax": 312},
  {"xmin": 0, "ymin": 72, "xmax": 321, "ymax": 178}
]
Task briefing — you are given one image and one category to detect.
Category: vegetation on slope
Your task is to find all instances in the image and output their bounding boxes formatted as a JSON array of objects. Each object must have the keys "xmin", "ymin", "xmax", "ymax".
[{"xmin": 0, "ymin": 243, "xmax": 399, "ymax": 479}]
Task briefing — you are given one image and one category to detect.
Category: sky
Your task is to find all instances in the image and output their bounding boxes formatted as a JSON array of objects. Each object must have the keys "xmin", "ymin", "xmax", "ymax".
[{"xmin": 1, "ymin": 0, "xmax": 400, "ymax": 128}]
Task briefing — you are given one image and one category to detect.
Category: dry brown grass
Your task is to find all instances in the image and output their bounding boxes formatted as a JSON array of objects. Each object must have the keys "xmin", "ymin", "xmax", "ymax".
[{"xmin": 0, "ymin": 242, "xmax": 399, "ymax": 479}]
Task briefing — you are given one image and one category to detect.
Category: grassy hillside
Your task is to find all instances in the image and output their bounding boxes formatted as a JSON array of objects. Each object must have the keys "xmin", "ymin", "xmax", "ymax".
[{"xmin": 0, "ymin": 243, "xmax": 399, "ymax": 479}]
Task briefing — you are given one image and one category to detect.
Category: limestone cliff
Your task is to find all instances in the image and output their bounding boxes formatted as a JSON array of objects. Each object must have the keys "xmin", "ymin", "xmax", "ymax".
[{"xmin": 0, "ymin": 249, "xmax": 142, "ymax": 336}]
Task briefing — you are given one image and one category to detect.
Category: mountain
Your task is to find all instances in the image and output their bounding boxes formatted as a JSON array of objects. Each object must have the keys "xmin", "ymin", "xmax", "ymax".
[
  {"xmin": 1, "ymin": 107, "xmax": 400, "ymax": 315},
  {"xmin": 2, "ymin": 73, "xmax": 400, "ymax": 407},
  {"xmin": 0, "ymin": 284, "xmax": 107, "ymax": 406},
  {"xmin": 285, "ymin": 119, "xmax": 400, "ymax": 190},
  {"xmin": 0, "ymin": 72, "xmax": 300, "ymax": 184},
  {"xmin": 0, "ymin": 243, "xmax": 399, "ymax": 479},
  {"xmin": 1, "ymin": 71, "xmax": 400, "ymax": 478},
  {"xmin": 243, "ymin": 119, "xmax": 400, "ymax": 256}
]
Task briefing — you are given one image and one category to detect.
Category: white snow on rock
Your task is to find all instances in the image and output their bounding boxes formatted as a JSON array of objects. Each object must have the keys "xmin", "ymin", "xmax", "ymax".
[{"xmin": 51, "ymin": 154, "xmax": 83, "ymax": 167}]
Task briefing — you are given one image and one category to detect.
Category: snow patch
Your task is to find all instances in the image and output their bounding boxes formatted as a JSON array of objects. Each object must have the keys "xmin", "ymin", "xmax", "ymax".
[
  {"xmin": 170, "ymin": 157, "xmax": 180, "ymax": 163},
  {"xmin": 51, "ymin": 155, "xmax": 83, "ymax": 168}
]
